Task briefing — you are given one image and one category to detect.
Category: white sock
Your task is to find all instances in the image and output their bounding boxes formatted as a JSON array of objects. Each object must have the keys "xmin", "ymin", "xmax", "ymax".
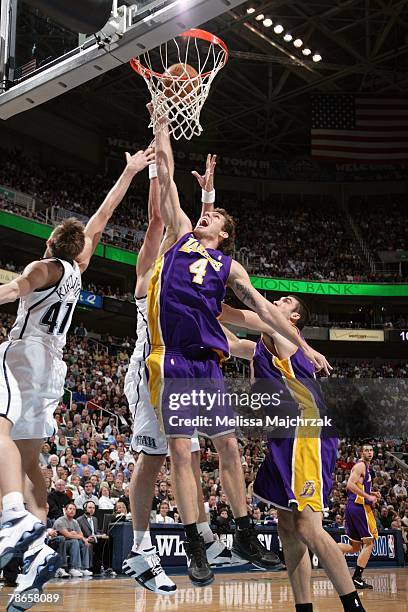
[
  {"xmin": 2, "ymin": 492, "xmax": 26, "ymax": 522},
  {"xmin": 197, "ymin": 521, "xmax": 215, "ymax": 544},
  {"xmin": 132, "ymin": 530, "xmax": 152, "ymax": 553}
]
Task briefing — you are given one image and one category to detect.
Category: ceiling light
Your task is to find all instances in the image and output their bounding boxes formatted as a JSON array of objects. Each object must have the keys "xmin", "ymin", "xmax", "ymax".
[
  {"xmin": 302, "ymin": 48, "xmax": 311, "ymax": 56},
  {"xmin": 312, "ymin": 53, "xmax": 322, "ymax": 62},
  {"xmin": 293, "ymin": 38, "xmax": 303, "ymax": 48},
  {"xmin": 263, "ymin": 18, "xmax": 273, "ymax": 27},
  {"xmin": 283, "ymin": 33, "xmax": 293, "ymax": 42},
  {"xmin": 255, "ymin": 13, "xmax": 264, "ymax": 21},
  {"xmin": 247, "ymin": 7, "xmax": 256, "ymax": 14},
  {"xmin": 273, "ymin": 24, "xmax": 284, "ymax": 34}
]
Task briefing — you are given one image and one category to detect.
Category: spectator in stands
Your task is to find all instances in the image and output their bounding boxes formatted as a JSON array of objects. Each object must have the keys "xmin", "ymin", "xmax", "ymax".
[
  {"xmin": 47, "ymin": 479, "xmax": 71, "ymax": 520},
  {"xmin": 155, "ymin": 502, "xmax": 175, "ymax": 524},
  {"xmin": 75, "ymin": 322, "xmax": 88, "ymax": 338},
  {"xmin": 379, "ymin": 505, "xmax": 393, "ymax": 529},
  {"xmin": 77, "ymin": 501, "xmax": 104, "ymax": 574},
  {"xmin": 99, "ymin": 484, "xmax": 115, "ymax": 510},
  {"xmin": 74, "ymin": 480, "xmax": 99, "ymax": 509},
  {"xmin": 39, "ymin": 442, "xmax": 51, "ymax": 467},
  {"xmin": 215, "ymin": 507, "xmax": 232, "ymax": 533},
  {"xmin": 53, "ymin": 502, "xmax": 92, "ymax": 577},
  {"xmin": 111, "ymin": 478, "xmax": 125, "ymax": 499},
  {"xmin": 393, "ymin": 479, "xmax": 407, "ymax": 498}
]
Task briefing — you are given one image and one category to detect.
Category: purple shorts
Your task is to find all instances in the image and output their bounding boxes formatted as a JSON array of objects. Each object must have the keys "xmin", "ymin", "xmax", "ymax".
[
  {"xmin": 146, "ymin": 348, "xmax": 235, "ymax": 439},
  {"xmin": 253, "ymin": 436, "xmax": 338, "ymax": 512},
  {"xmin": 345, "ymin": 502, "xmax": 378, "ymax": 541}
]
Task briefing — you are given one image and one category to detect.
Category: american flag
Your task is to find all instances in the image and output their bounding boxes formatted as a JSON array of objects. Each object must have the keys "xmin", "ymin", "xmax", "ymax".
[{"xmin": 311, "ymin": 95, "xmax": 408, "ymax": 163}]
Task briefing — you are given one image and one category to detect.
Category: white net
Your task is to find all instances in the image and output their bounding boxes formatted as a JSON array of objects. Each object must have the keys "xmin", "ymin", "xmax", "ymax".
[{"xmin": 131, "ymin": 29, "xmax": 228, "ymax": 141}]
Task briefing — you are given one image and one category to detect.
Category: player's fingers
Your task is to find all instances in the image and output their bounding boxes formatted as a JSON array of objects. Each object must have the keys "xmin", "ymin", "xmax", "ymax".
[{"xmin": 206, "ymin": 153, "xmax": 211, "ymax": 167}]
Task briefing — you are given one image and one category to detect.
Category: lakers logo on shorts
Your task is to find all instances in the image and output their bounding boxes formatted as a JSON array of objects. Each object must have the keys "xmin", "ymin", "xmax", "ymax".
[{"xmin": 300, "ymin": 480, "xmax": 316, "ymax": 498}]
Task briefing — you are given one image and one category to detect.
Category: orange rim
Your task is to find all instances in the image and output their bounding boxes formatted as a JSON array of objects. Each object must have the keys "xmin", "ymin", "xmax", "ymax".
[{"xmin": 130, "ymin": 28, "xmax": 228, "ymax": 80}]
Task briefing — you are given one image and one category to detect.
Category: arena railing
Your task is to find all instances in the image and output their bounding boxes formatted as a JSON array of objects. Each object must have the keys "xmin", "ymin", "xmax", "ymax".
[{"xmin": 86, "ymin": 400, "xmax": 119, "ymax": 430}]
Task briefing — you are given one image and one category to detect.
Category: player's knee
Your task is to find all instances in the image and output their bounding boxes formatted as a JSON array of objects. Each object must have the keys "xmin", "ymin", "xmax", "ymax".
[
  {"xmin": 214, "ymin": 435, "xmax": 239, "ymax": 466},
  {"xmin": 168, "ymin": 438, "xmax": 191, "ymax": 465},
  {"xmin": 294, "ymin": 517, "xmax": 318, "ymax": 545}
]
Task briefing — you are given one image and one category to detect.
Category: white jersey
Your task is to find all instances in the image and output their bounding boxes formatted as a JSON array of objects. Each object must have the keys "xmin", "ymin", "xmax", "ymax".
[
  {"xmin": 9, "ymin": 257, "xmax": 81, "ymax": 356},
  {"xmin": 128, "ymin": 296, "xmax": 150, "ymax": 365}
]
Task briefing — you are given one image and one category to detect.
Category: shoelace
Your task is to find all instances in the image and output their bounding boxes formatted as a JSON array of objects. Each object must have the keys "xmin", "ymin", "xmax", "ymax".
[{"xmin": 148, "ymin": 553, "xmax": 164, "ymax": 577}]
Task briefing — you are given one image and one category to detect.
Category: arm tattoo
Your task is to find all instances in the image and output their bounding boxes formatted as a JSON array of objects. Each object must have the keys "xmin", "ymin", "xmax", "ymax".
[{"xmin": 234, "ymin": 281, "xmax": 257, "ymax": 308}]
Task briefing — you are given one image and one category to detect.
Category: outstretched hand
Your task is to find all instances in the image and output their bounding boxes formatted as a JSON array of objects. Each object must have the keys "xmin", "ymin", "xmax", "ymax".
[
  {"xmin": 125, "ymin": 146, "xmax": 155, "ymax": 175},
  {"xmin": 303, "ymin": 345, "xmax": 333, "ymax": 376},
  {"xmin": 192, "ymin": 153, "xmax": 217, "ymax": 191}
]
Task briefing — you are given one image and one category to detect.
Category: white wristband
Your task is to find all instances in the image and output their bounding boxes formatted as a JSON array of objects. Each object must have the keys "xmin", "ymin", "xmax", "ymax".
[
  {"xmin": 149, "ymin": 163, "xmax": 157, "ymax": 179},
  {"xmin": 202, "ymin": 189, "xmax": 215, "ymax": 204}
]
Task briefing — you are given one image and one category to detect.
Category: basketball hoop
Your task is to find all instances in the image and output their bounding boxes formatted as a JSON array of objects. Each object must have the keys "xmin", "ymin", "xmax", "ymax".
[{"xmin": 130, "ymin": 29, "xmax": 228, "ymax": 140}]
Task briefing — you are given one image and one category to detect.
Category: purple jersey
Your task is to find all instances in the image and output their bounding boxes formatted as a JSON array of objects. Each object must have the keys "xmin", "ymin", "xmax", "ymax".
[
  {"xmin": 147, "ymin": 233, "xmax": 231, "ymax": 357},
  {"xmin": 348, "ymin": 461, "xmax": 372, "ymax": 506},
  {"xmin": 253, "ymin": 336, "xmax": 329, "ymax": 422},
  {"xmin": 253, "ymin": 335, "xmax": 338, "ymax": 512}
]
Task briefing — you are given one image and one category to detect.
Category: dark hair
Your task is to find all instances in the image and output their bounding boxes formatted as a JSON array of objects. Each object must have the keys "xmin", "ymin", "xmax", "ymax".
[
  {"xmin": 215, "ymin": 208, "xmax": 236, "ymax": 254},
  {"xmin": 84, "ymin": 501, "xmax": 96, "ymax": 511},
  {"xmin": 49, "ymin": 217, "xmax": 85, "ymax": 260},
  {"xmin": 289, "ymin": 295, "xmax": 310, "ymax": 330},
  {"xmin": 65, "ymin": 502, "xmax": 76, "ymax": 510}
]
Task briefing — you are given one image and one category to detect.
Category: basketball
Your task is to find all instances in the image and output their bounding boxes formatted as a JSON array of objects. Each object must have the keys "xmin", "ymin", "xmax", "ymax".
[{"xmin": 162, "ymin": 62, "xmax": 200, "ymax": 100}]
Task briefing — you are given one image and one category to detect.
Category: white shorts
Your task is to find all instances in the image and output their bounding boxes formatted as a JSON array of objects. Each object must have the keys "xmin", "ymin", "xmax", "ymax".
[
  {"xmin": 0, "ymin": 340, "xmax": 66, "ymax": 440},
  {"xmin": 124, "ymin": 361, "xmax": 200, "ymax": 455}
]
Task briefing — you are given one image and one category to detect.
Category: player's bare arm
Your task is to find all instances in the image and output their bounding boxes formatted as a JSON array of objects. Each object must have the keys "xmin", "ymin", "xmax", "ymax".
[
  {"xmin": 136, "ymin": 173, "xmax": 164, "ymax": 285},
  {"xmin": 155, "ymin": 120, "xmax": 192, "ymax": 250},
  {"xmin": 192, "ymin": 153, "xmax": 217, "ymax": 217},
  {"xmin": 227, "ymin": 260, "xmax": 332, "ymax": 375},
  {"xmin": 0, "ymin": 260, "xmax": 62, "ymax": 305},
  {"xmin": 220, "ymin": 303, "xmax": 273, "ymax": 335},
  {"xmin": 347, "ymin": 463, "xmax": 377, "ymax": 504},
  {"xmin": 76, "ymin": 147, "xmax": 155, "ymax": 273},
  {"xmin": 221, "ymin": 323, "xmax": 256, "ymax": 361}
]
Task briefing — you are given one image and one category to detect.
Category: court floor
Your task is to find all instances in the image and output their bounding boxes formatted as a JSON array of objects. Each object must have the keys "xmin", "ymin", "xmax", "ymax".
[{"xmin": 2, "ymin": 568, "xmax": 407, "ymax": 612}]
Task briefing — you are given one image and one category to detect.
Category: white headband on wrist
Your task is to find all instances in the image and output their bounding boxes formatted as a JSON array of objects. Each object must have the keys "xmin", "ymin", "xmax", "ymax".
[
  {"xmin": 202, "ymin": 189, "xmax": 215, "ymax": 204},
  {"xmin": 149, "ymin": 163, "xmax": 158, "ymax": 179}
]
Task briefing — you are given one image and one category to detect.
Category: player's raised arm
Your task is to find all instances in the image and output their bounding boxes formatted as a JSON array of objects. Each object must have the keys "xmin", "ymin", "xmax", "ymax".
[
  {"xmin": 221, "ymin": 323, "xmax": 256, "ymax": 361},
  {"xmin": 136, "ymin": 167, "xmax": 164, "ymax": 279},
  {"xmin": 220, "ymin": 303, "xmax": 274, "ymax": 335},
  {"xmin": 76, "ymin": 147, "xmax": 155, "ymax": 273},
  {"xmin": 227, "ymin": 260, "xmax": 332, "ymax": 375},
  {"xmin": 155, "ymin": 121, "xmax": 192, "ymax": 246},
  {"xmin": 346, "ymin": 463, "xmax": 377, "ymax": 504},
  {"xmin": 0, "ymin": 260, "xmax": 62, "ymax": 305},
  {"xmin": 192, "ymin": 153, "xmax": 217, "ymax": 217}
]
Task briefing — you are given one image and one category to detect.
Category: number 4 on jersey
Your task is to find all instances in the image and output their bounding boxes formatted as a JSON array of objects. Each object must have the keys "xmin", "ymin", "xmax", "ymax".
[
  {"xmin": 189, "ymin": 258, "xmax": 209, "ymax": 285},
  {"xmin": 40, "ymin": 302, "xmax": 74, "ymax": 335}
]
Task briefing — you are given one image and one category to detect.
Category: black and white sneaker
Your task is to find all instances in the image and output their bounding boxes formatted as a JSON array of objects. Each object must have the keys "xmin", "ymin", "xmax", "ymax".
[
  {"xmin": 184, "ymin": 536, "xmax": 214, "ymax": 587},
  {"xmin": 206, "ymin": 538, "xmax": 248, "ymax": 568},
  {"xmin": 0, "ymin": 513, "xmax": 46, "ymax": 570},
  {"xmin": 6, "ymin": 544, "xmax": 61, "ymax": 612},
  {"xmin": 122, "ymin": 546, "xmax": 176, "ymax": 595},
  {"xmin": 353, "ymin": 577, "xmax": 373, "ymax": 590},
  {"xmin": 232, "ymin": 525, "xmax": 284, "ymax": 571}
]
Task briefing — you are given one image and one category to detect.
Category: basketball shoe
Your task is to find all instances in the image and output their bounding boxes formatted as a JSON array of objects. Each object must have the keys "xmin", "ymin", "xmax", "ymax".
[
  {"xmin": 353, "ymin": 577, "xmax": 373, "ymax": 590},
  {"xmin": 184, "ymin": 536, "xmax": 214, "ymax": 587},
  {"xmin": 232, "ymin": 524, "xmax": 284, "ymax": 570},
  {"xmin": 0, "ymin": 513, "xmax": 46, "ymax": 570},
  {"xmin": 6, "ymin": 543, "xmax": 61, "ymax": 612},
  {"xmin": 206, "ymin": 537, "xmax": 248, "ymax": 568},
  {"xmin": 122, "ymin": 546, "xmax": 176, "ymax": 594}
]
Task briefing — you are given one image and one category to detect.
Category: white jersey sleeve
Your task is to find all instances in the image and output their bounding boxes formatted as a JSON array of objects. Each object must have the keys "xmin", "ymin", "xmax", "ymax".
[{"xmin": 9, "ymin": 257, "xmax": 82, "ymax": 355}]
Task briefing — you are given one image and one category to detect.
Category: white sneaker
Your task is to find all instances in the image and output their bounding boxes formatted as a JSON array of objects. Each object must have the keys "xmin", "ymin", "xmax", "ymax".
[
  {"xmin": 122, "ymin": 546, "xmax": 176, "ymax": 595},
  {"xmin": 69, "ymin": 568, "xmax": 83, "ymax": 577},
  {"xmin": 55, "ymin": 567, "xmax": 70, "ymax": 578},
  {"xmin": 6, "ymin": 544, "xmax": 61, "ymax": 612},
  {"xmin": 0, "ymin": 512, "xmax": 46, "ymax": 570},
  {"xmin": 206, "ymin": 538, "xmax": 249, "ymax": 568},
  {"xmin": 81, "ymin": 569, "xmax": 93, "ymax": 576}
]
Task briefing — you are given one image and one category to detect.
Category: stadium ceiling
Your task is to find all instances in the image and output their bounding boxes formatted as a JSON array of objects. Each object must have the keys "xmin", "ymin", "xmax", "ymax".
[{"xmin": 8, "ymin": 0, "xmax": 408, "ymax": 157}]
